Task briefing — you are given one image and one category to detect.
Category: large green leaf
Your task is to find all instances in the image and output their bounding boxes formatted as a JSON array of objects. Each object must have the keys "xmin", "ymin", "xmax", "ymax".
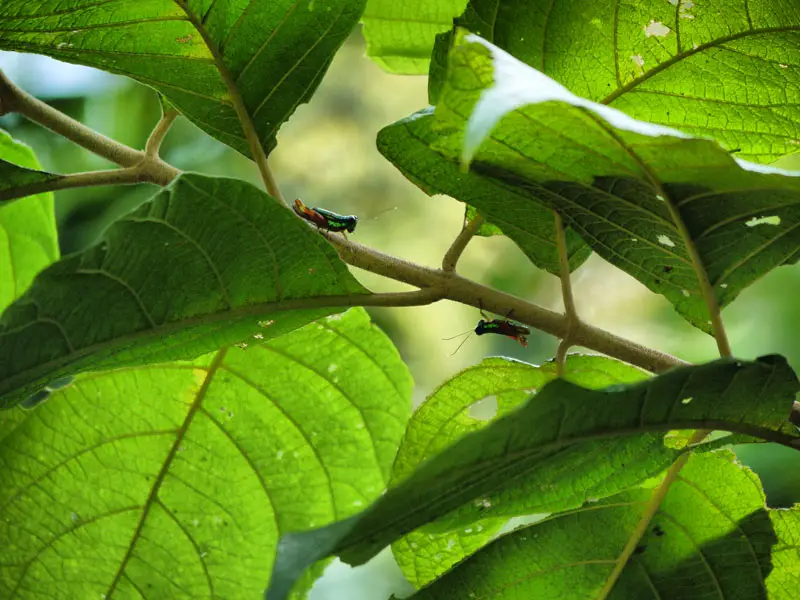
[
  {"xmin": 409, "ymin": 33, "xmax": 800, "ymax": 333},
  {"xmin": 0, "ymin": 130, "xmax": 58, "ymax": 314},
  {"xmin": 361, "ymin": 0, "xmax": 467, "ymax": 74},
  {"xmin": 392, "ymin": 355, "xmax": 649, "ymax": 588},
  {"xmin": 0, "ymin": 173, "xmax": 368, "ymax": 409},
  {"xmin": 0, "ymin": 308, "xmax": 412, "ymax": 599},
  {"xmin": 405, "ymin": 451, "xmax": 800, "ymax": 600},
  {"xmin": 429, "ymin": 0, "xmax": 800, "ymax": 163},
  {"xmin": 377, "ymin": 110, "xmax": 591, "ymax": 274},
  {"xmin": 265, "ymin": 355, "xmax": 800, "ymax": 600},
  {"xmin": 0, "ymin": 0, "xmax": 363, "ymax": 156}
]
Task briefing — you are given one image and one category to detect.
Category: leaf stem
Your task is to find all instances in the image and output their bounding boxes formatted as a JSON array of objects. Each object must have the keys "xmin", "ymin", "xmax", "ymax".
[
  {"xmin": 145, "ymin": 108, "xmax": 179, "ymax": 157},
  {"xmin": 178, "ymin": 4, "xmax": 287, "ymax": 207},
  {"xmin": 442, "ymin": 213, "xmax": 484, "ymax": 272},
  {"xmin": 554, "ymin": 213, "xmax": 580, "ymax": 376}
]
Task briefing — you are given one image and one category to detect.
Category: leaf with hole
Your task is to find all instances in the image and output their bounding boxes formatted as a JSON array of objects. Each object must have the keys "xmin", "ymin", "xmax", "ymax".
[
  {"xmin": 0, "ymin": 173, "xmax": 368, "ymax": 409},
  {"xmin": 428, "ymin": 0, "xmax": 800, "ymax": 162},
  {"xmin": 0, "ymin": 308, "xmax": 411, "ymax": 599},
  {"xmin": 409, "ymin": 32, "xmax": 800, "ymax": 333},
  {"xmin": 391, "ymin": 355, "xmax": 650, "ymax": 588},
  {"xmin": 0, "ymin": 129, "xmax": 58, "ymax": 314},
  {"xmin": 0, "ymin": 0, "xmax": 364, "ymax": 156},
  {"xmin": 403, "ymin": 451, "xmax": 800, "ymax": 600},
  {"xmin": 265, "ymin": 355, "xmax": 800, "ymax": 600}
]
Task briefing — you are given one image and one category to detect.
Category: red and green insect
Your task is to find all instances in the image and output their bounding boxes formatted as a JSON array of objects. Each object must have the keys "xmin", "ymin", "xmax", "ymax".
[
  {"xmin": 446, "ymin": 309, "xmax": 530, "ymax": 354},
  {"xmin": 293, "ymin": 199, "xmax": 358, "ymax": 233}
]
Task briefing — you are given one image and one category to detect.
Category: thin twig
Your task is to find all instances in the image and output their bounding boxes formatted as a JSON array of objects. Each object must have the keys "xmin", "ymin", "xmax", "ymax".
[
  {"xmin": 554, "ymin": 213, "xmax": 580, "ymax": 376},
  {"xmin": 442, "ymin": 214, "xmax": 484, "ymax": 272},
  {"xmin": 178, "ymin": 6, "xmax": 287, "ymax": 207},
  {"xmin": 145, "ymin": 108, "xmax": 179, "ymax": 157},
  {"xmin": 0, "ymin": 167, "xmax": 153, "ymax": 202}
]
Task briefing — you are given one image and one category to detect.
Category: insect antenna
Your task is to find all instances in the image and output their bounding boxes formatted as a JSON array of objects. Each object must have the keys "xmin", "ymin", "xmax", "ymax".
[{"xmin": 443, "ymin": 329, "xmax": 474, "ymax": 356}]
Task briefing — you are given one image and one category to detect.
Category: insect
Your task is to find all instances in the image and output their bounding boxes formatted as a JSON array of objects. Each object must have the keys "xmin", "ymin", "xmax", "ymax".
[
  {"xmin": 445, "ymin": 309, "xmax": 530, "ymax": 355},
  {"xmin": 293, "ymin": 199, "xmax": 358, "ymax": 234}
]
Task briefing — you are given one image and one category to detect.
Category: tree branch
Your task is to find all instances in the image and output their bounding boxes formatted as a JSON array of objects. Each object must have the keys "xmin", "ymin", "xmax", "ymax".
[
  {"xmin": 0, "ymin": 69, "xmax": 708, "ymax": 378},
  {"xmin": 442, "ymin": 214, "xmax": 484, "ymax": 272},
  {"xmin": 328, "ymin": 235, "xmax": 687, "ymax": 374},
  {"xmin": 0, "ymin": 70, "xmax": 180, "ymax": 186},
  {"xmin": 0, "ymin": 167, "xmax": 155, "ymax": 203}
]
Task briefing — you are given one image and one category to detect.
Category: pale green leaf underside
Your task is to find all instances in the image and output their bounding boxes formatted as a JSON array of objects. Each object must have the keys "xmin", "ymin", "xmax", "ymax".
[
  {"xmin": 392, "ymin": 355, "xmax": 650, "ymax": 588},
  {"xmin": 430, "ymin": 0, "xmax": 800, "ymax": 163},
  {"xmin": 0, "ymin": 308, "xmax": 412, "ymax": 599},
  {"xmin": 361, "ymin": 0, "xmax": 467, "ymax": 74},
  {"xmin": 266, "ymin": 356, "xmax": 800, "ymax": 600},
  {"xmin": 0, "ymin": 0, "xmax": 363, "ymax": 156},
  {"xmin": 0, "ymin": 130, "xmax": 58, "ymax": 314},
  {"xmin": 0, "ymin": 173, "xmax": 368, "ymax": 409},
  {"xmin": 377, "ymin": 110, "xmax": 591, "ymax": 274},
  {"xmin": 427, "ymin": 34, "xmax": 800, "ymax": 333},
  {"xmin": 409, "ymin": 452, "xmax": 800, "ymax": 600}
]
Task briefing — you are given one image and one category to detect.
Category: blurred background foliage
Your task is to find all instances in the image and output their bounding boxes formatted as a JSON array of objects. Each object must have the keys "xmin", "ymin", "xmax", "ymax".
[{"xmin": 2, "ymin": 28, "xmax": 799, "ymax": 599}]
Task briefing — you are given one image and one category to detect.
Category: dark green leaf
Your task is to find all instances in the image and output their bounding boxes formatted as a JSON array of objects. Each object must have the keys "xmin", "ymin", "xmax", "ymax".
[
  {"xmin": 361, "ymin": 0, "xmax": 468, "ymax": 74},
  {"xmin": 266, "ymin": 355, "xmax": 800, "ymax": 600},
  {"xmin": 0, "ymin": 173, "xmax": 368, "ymax": 409},
  {"xmin": 392, "ymin": 355, "xmax": 649, "ymax": 587},
  {"xmin": 424, "ymin": 33, "xmax": 800, "ymax": 332},
  {"xmin": 0, "ymin": 130, "xmax": 58, "ymax": 313},
  {"xmin": 0, "ymin": 0, "xmax": 363, "ymax": 156},
  {"xmin": 0, "ymin": 308, "xmax": 411, "ymax": 598},
  {"xmin": 430, "ymin": 0, "xmax": 800, "ymax": 162},
  {"xmin": 377, "ymin": 111, "xmax": 590, "ymax": 274},
  {"xmin": 405, "ymin": 451, "xmax": 800, "ymax": 599}
]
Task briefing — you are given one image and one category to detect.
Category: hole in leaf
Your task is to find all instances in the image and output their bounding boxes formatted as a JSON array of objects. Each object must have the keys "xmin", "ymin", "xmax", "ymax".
[
  {"xmin": 745, "ymin": 215, "xmax": 781, "ymax": 227},
  {"xmin": 657, "ymin": 234, "xmax": 676, "ymax": 247},
  {"xmin": 468, "ymin": 395, "xmax": 498, "ymax": 421},
  {"xmin": 644, "ymin": 20, "xmax": 671, "ymax": 37}
]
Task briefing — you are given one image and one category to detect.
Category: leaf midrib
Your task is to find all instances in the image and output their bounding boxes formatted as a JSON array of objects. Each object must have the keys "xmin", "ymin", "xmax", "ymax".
[
  {"xmin": 104, "ymin": 349, "xmax": 228, "ymax": 597},
  {"xmin": 601, "ymin": 26, "xmax": 800, "ymax": 105}
]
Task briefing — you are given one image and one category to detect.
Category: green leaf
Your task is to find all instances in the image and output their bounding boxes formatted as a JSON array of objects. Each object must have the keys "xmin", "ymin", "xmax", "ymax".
[
  {"xmin": 404, "ymin": 451, "xmax": 800, "ymax": 600},
  {"xmin": 392, "ymin": 355, "xmax": 650, "ymax": 587},
  {"xmin": 377, "ymin": 110, "xmax": 591, "ymax": 274},
  {"xmin": 426, "ymin": 33, "xmax": 800, "ymax": 332},
  {"xmin": 362, "ymin": 0, "xmax": 468, "ymax": 74},
  {"xmin": 0, "ymin": 173, "xmax": 368, "ymax": 409},
  {"xmin": 0, "ymin": 130, "xmax": 58, "ymax": 314},
  {"xmin": 0, "ymin": 0, "xmax": 364, "ymax": 156},
  {"xmin": 429, "ymin": 0, "xmax": 800, "ymax": 162},
  {"xmin": 266, "ymin": 355, "xmax": 800, "ymax": 600},
  {"xmin": 0, "ymin": 308, "xmax": 412, "ymax": 599}
]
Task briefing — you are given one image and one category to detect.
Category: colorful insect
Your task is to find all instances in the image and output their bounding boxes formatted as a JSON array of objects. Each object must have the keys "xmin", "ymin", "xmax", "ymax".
[
  {"xmin": 445, "ymin": 309, "xmax": 530, "ymax": 355},
  {"xmin": 293, "ymin": 199, "xmax": 358, "ymax": 234}
]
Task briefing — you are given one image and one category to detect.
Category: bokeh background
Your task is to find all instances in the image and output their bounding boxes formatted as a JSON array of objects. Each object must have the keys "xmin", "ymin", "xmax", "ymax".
[{"xmin": 2, "ymin": 28, "xmax": 799, "ymax": 599}]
